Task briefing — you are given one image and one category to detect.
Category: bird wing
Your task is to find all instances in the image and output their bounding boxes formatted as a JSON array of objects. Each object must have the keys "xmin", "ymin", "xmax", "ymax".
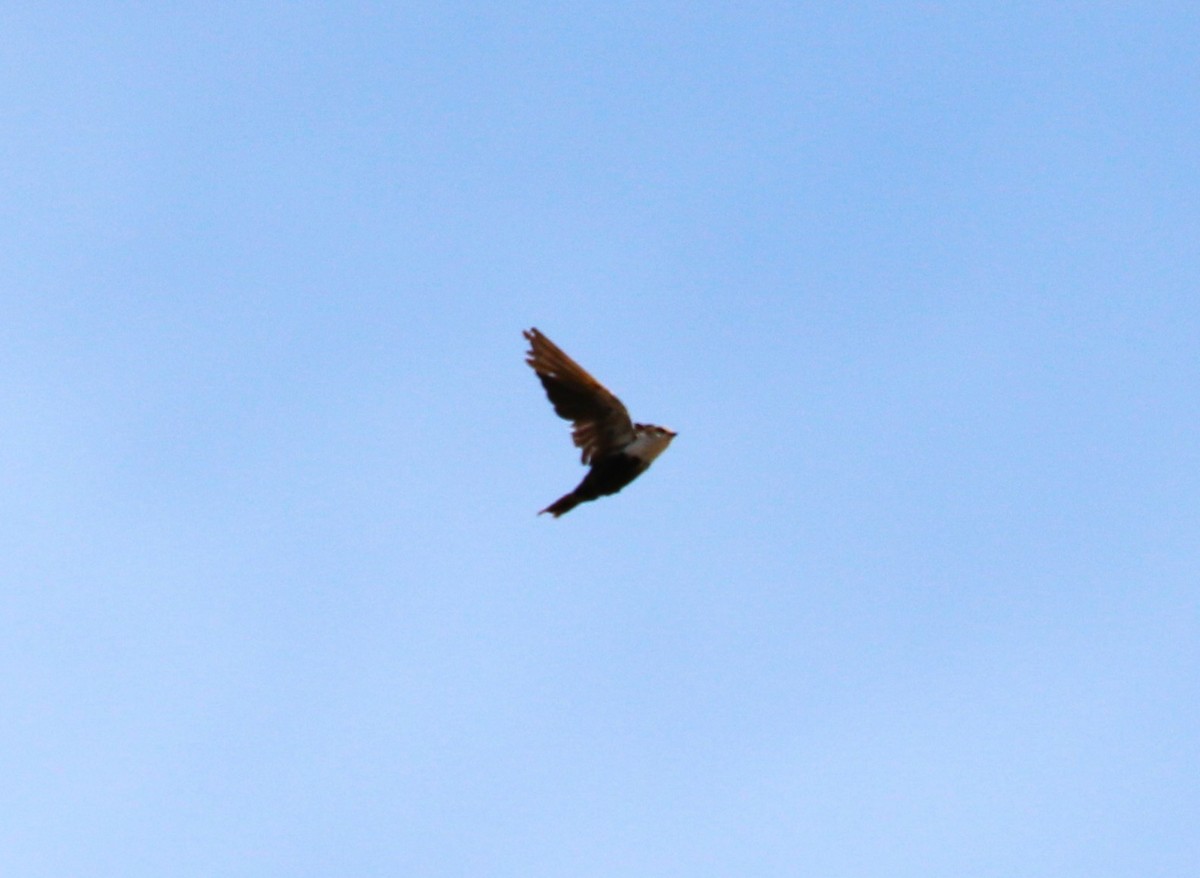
[{"xmin": 524, "ymin": 328, "xmax": 636, "ymax": 465}]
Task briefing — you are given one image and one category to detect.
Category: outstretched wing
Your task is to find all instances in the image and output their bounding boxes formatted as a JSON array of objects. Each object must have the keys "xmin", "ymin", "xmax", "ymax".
[{"xmin": 524, "ymin": 328, "xmax": 636, "ymax": 465}]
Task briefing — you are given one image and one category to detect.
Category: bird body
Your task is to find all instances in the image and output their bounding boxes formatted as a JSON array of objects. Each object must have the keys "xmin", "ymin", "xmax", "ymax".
[{"xmin": 523, "ymin": 328, "xmax": 675, "ymax": 517}]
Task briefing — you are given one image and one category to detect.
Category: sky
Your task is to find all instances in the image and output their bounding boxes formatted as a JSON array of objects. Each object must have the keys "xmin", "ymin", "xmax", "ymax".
[{"xmin": 2, "ymin": 3, "xmax": 1198, "ymax": 875}]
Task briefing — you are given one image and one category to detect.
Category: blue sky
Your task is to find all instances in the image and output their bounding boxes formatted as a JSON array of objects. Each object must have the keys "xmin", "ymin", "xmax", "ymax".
[{"xmin": 3, "ymin": 3, "xmax": 1197, "ymax": 875}]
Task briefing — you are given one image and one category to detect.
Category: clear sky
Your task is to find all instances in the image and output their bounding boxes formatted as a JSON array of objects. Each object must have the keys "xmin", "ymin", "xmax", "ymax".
[{"xmin": 3, "ymin": 3, "xmax": 1197, "ymax": 875}]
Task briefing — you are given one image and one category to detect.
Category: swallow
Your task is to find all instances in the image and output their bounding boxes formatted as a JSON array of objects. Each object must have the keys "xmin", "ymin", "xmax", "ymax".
[{"xmin": 524, "ymin": 328, "xmax": 676, "ymax": 517}]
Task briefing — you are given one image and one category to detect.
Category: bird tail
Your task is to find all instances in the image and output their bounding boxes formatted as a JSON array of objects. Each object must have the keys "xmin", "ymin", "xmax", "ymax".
[{"xmin": 539, "ymin": 491, "xmax": 581, "ymax": 517}]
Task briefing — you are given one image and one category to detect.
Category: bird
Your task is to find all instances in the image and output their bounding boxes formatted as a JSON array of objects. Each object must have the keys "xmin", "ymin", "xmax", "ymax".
[{"xmin": 524, "ymin": 327, "xmax": 676, "ymax": 517}]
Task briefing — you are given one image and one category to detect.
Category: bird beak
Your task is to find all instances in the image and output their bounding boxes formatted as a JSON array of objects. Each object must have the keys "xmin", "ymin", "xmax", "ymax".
[{"xmin": 666, "ymin": 429, "xmax": 678, "ymax": 438}]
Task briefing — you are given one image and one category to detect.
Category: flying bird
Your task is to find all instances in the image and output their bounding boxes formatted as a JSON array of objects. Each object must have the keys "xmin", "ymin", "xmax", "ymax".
[{"xmin": 524, "ymin": 328, "xmax": 676, "ymax": 517}]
